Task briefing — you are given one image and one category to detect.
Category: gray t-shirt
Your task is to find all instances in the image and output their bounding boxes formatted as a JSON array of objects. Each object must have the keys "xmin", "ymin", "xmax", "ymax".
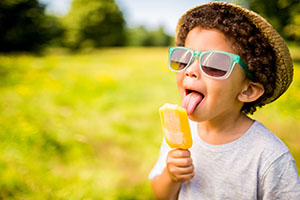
[{"xmin": 149, "ymin": 120, "xmax": 300, "ymax": 199}]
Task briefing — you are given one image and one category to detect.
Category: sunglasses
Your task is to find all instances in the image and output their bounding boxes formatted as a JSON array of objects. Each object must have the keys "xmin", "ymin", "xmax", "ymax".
[{"xmin": 168, "ymin": 47, "xmax": 254, "ymax": 80}]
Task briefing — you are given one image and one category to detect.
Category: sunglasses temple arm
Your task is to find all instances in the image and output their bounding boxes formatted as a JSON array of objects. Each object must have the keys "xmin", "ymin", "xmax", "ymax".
[{"xmin": 238, "ymin": 58, "xmax": 255, "ymax": 81}]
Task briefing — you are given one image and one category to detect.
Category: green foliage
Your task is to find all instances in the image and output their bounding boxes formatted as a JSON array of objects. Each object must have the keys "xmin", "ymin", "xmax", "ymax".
[
  {"xmin": 232, "ymin": 0, "xmax": 300, "ymax": 42},
  {"xmin": 61, "ymin": 0, "xmax": 126, "ymax": 49},
  {"xmin": 0, "ymin": 0, "xmax": 64, "ymax": 52},
  {"xmin": 126, "ymin": 26, "xmax": 173, "ymax": 46},
  {"xmin": 0, "ymin": 47, "xmax": 299, "ymax": 198},
  {"xmin": 0, "ymin": 0, "xmax": 172, "ymax": 51},
  {"xmin": 249, "ymin": 0, "xmax": 300, "ymax": 42}
]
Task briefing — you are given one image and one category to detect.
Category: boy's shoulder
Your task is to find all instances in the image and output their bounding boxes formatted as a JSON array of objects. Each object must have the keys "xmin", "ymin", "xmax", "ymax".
[
  {"xmin": 246, "ymin": 121, "xmax": 290, "ymax": 163},
  {"xmin": 249, "ymin": 121, "xmax": 288, "ymax": 151}
]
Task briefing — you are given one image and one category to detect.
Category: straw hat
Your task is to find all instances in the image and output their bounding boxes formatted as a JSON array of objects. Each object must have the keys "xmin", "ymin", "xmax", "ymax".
[{"xmin": 175, "ymin": 2, "xmax": 293, "ymax": 104}]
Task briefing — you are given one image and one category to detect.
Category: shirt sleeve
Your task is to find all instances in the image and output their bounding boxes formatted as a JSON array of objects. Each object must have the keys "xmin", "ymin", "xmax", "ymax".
[
  {"xmin": 259, "ymin": 151, "xmax": 300, "ymax": 199},
  {"xmin": 148, "ymin": 137, "xmax": 172, "ymax": 180}
]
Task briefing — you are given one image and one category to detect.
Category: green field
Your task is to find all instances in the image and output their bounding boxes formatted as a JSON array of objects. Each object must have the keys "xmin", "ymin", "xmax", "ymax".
[{"xmin": 0, "ymin": 47, "xmax": 299, "ymax": 199}]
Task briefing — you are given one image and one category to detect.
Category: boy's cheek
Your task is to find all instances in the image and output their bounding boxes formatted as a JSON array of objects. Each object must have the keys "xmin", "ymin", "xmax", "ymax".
[
  {"xmin": 176, "ymin": 74, "xmax": 185, "ymax": 99},
  {"xmin": 176, "ymin": 72, "xmax": 184, "ymax": 86}
]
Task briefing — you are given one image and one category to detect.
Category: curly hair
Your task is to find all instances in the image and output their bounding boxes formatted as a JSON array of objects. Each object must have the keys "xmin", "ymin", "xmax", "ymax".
[{"xmin": 176, "ymin": 4, "xmax": 277, "ymax": 114}]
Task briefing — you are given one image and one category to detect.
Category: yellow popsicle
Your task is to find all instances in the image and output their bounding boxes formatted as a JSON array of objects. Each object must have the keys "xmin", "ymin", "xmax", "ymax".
[{"xmin": 159, "ymin": 103, "xmax": 193, "ymax": 149}]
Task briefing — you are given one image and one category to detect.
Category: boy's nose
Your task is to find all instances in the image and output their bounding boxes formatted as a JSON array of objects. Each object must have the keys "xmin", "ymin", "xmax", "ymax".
[{"xmin": 184, "ymin": 59, "xmax": 201, "ymax": 79}]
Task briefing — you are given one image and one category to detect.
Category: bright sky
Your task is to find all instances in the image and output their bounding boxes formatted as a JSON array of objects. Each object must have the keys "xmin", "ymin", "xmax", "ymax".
[
  {"xmin": 39, "ymin": 0, "xmax": 214, "ymax": 35},
  {"xmin": 115, "ymin": 0, "xmax": 212, "ymax": 35}
]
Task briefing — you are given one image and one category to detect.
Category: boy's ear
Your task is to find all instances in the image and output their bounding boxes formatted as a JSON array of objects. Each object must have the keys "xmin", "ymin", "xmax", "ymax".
[{"xmin": 238, "ymin": 81, "xmax": 265, "ymax": 103}]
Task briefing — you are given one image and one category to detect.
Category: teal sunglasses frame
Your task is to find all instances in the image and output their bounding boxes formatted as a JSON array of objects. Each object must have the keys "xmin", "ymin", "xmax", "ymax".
[{"xmin": 168, "ymin": 46, "xmax": 254, "ymax": 80}]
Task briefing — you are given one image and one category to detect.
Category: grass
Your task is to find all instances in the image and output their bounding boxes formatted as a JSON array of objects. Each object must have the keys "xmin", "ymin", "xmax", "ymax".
[{"xmin": 0, "ymin": 47, "xmax": 299, "ymax": 199}]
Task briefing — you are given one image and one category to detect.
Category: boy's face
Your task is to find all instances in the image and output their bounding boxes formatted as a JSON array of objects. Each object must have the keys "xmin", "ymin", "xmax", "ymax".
[{"xmin": 176, "ymin": 27, "xmax": 249, "ymax": 122}]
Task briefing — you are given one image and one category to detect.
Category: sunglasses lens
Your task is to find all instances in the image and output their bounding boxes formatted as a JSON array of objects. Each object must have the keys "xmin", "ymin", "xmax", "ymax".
[
  {"xmin": 201, "ymin": 52, "xmax": 231, "ymax": 77},
  {"xmin": 170, "ymin": 49, "xmax": 192, "ymax": 71}
]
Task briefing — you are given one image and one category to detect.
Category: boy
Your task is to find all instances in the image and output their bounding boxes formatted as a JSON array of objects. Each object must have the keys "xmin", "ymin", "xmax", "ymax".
[{"xmin": 149, "ymin": 2, "xmax": 300, "ymax": 199}]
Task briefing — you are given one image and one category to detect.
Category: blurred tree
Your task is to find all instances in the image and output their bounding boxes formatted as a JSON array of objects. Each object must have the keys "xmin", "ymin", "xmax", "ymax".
[
  {"xmin": 145, "ymin": 27, "xmax": 173, "ymax": 46},
  {"xmin": 126, "ymin": 26, "xmax": 173, "ymax": 46},
  {"xmin": 61, "ymin": 0, "xmax": 126, "ymax": 49},
  {"xmin": 0, "ymin": 0, "xmax": 64, "ymax": 52},
  {"xmin": 125, "ymin": 26, "xmax": 148, "ymax": 46},
  {"xmin": 233, "ymin": 0, "xmax": 300, "ymax": 42}
]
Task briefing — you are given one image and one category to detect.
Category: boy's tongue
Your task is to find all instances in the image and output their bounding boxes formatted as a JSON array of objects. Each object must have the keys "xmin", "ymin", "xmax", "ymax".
[{"xmin": 182, "ymin": 92, "xmax": 203, "ymax": 115}]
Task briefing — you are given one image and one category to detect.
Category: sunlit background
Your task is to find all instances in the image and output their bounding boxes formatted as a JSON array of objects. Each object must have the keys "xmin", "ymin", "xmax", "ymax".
[{"xmin": 0, "ymin": 0, "xmax": 299, "ymax": 199}]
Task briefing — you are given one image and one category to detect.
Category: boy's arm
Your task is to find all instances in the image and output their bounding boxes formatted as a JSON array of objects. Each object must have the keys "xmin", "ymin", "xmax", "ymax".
[
  {"xmin": 151, "ymin": 149, "xmax": 195, "ymax": 200},
  {"xmin": 259, "ymin": 152, "xmax": 300, "ymax": 199},
  {"xmin": 151, "ymin": 167, "xmax": 181, "ymax": 200}
]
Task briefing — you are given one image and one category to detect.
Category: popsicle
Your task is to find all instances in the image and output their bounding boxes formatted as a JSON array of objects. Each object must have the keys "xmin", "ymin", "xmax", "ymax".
[{"xmin": 159, "ymin": 103, "xmax": 193, "ymax": 149}]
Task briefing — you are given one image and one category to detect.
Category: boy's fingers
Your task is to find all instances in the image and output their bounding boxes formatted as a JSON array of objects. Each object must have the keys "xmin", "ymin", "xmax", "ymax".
[
  {"xmin": 167, "ymin": 162, "xmax": 194, "ymax": 177},
  {"xmin": 168, "ymin": 164, "xmax": 194, "ymax": 175},
  {"xmin": 173, "ymin": 172, "xmax": 195, "ymax": 183},
  {"xmin": 168, "ymin": 157, "xmax": 193, "ymax": 167},
  {"xmin": 169, "ymin": 149, "xmax": 191, "ymax": 158},
  {"xmin": 176, "ymin": 165, "xmax": 194, "ymax": 175}
]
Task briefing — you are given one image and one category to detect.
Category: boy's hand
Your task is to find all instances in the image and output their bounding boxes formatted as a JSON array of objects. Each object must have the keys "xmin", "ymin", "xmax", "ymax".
[{"xmin": 166, "ymin": 149, "xmax": 195, "ymax": 183}]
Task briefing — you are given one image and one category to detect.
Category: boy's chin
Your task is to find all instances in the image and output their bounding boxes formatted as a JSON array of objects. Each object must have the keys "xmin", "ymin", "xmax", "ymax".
[{"xmin": 187, "ymin": 111, "xmax": 204, "ymax": 122}]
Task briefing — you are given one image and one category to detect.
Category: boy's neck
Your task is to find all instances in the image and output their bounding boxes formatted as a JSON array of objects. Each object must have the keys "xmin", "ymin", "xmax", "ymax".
[{"xmin": 197, "ymin": 112, "xmax": 254, "ymax": 145}]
